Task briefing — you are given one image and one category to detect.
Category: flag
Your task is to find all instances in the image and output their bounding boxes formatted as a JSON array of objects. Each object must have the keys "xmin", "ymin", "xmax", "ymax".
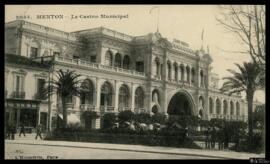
[
  {"xmin": 149, "ymin": 6, "xmax": 159, "ymax": 14},
  {"xmin": 201, "ymin": 29, "xmax": 204, "ymax": 41}
]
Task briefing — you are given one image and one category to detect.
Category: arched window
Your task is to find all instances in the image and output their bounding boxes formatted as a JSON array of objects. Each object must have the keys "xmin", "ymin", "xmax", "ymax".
[
  {"xmin": 200, "ymin": 70, "xmax": 204, "ymax": 87},
  {"xmin": 186, "ymin": 66, "xmax": 190, "ymax": 82},
  {"xmin": 114, "ymin": 53, "xmax": 122, "ymax": 68},
  {"xmin": 135, "ymin": 87, "xmax": 144, "ymax": 108},
  {"xmin": 191, "ymin": 68, "xmax": 195, "ymax": 84},
  {"xmin": 180, "ymin": 64, "xmax": 184, "ymax": 81},
  {"xmin": 236, "ymin": 102, "xmax": 240, "ymax": 115},
  {"xmin": 105, "ymin": 51, "xmax": 113, "ymax": 66},
  {"xmin": 167, "ymin": 61, "xmax": 171, "ymax": 80},
  {"xmin": 174, "ymin": 63, "xmax": 178, "ymax": 81},
  {"xmin": 152, "ymin": 89, "xmax": 160, "ymax": 104},
  {"xmin": 230, "ymin": 101, "xmax": 234, "ymax": 115},
  {"xmin": 155, "ymin": 58, "xmax": 160, "ymax": 76},
  {"xmin": 123, "ymin": 55, "xmax": 130, "ymax": 69},
  {"xmin": 199, "ymin": 96, "xmax": 204, "ymax": 109},
  {"xmin": 101, "ymin": 82, "xmax": 113, "ymax": 106},
  {"xmin": 223, "ymin": 100, "xmax": 228, "ymax": 115},
  {"xmin": 209, "ymin": 97, "xmax": 213, "ymax": 114},
  {"xmin": 216, "ymin": 99, "xmax": 221, "ymax": 115},
  {"xmin": 119, "ymin": 85, "xmax": 129, "ymax": 109},
  {"xmin": 80, "ymin": 79, "xmax": 94, "ymax": 105}
]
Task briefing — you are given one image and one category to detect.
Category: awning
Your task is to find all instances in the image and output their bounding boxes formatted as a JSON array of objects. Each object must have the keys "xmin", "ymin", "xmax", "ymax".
[
  {"xmin": 58, "ymin": 113, "xmax": 80, "ymax": 125},
  {"xmin": 5, "ymin": 99, "xmax": 40, "ymax": 109}
]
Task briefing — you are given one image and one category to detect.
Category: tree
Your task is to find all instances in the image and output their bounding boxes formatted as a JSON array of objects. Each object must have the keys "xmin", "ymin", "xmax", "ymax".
[
  {"xmin": 216, "ymin": 5, "xmax": 265, "ymax": 71},
  {"xmin": 118, "ymin": 110, "xmax": 135, "ymax": 124},
  {"xmin": 102, "ymin": 113, "xmax": 117, "ymax": 129},
  {"xmin": 220, "ymin": 62, "xmax": 264, "ymax": 143},
  {"xmin": 45, "ymin": 69, "xmax": 82, "ymax": 128}
]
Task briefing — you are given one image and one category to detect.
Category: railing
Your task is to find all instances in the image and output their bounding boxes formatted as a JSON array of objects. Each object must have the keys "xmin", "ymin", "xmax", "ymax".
[
  {"xmin": 80, "ymin": 104, "xmax": 96, "ymax": 111},
  {"xmin": 22, "ymin": 21, "xmax": 77, "ymax": 41},
  {"xmin": 100, "ymin": 106, "xmax": 115, "ymax": 113},
  {"xmin": 209, "ymin": 114, "xmax": 247, "ymax": 121},
  {"xmin": 118, "ymin": 107, "xmax": 131, "ymax": 112},
  {"xmin": 12, "ymin": 91, "xmax": 25, "ymax": 99},
  {"xmin": 134, "ymin": 108, "xmax": 146, "ymax": 114},
  {"xmin": 55, "ymin": 56, "xmax": 146, "ymax": 77}
]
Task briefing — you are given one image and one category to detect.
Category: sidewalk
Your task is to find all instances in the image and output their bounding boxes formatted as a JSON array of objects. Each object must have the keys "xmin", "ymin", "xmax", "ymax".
[{"xmin": 5, "ymin": 136, "xmax": 264, "ymax": 159}]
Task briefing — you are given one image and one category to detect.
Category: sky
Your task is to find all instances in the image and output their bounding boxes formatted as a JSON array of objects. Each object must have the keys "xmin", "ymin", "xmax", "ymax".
[{"xmin": 5, "ymin": 5, "xmax": 265, "ymax": 103}]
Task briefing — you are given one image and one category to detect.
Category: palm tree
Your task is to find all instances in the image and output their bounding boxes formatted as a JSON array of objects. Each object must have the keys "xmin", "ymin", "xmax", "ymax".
[
  {"xmin": 46, "ymin": 69, "xmax": 82, "ymax": 128},
  {"xmin": 220, "ymin": 62, "xmax": 264, "ymax": 143}
]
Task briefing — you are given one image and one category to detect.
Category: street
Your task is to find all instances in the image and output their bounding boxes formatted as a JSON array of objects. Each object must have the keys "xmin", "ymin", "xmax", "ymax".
[
  {"xmin": 5, "ymin": 142, "xmax": 217, "ymax": 159},
  {"xmin": 4, "ymin": 134, "xmax": 263, "ymax": 160}
]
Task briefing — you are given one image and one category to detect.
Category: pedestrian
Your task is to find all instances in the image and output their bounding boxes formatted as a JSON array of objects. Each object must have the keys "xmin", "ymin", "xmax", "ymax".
[
  {"xmin": 204, "ymin": 127, "xmax": 210, "ymax": 149},
  {"xmin": 210, "ymin": 127, "xmax": 216, "ymax": 149},
  {"xmin": 217, "ymin": 128, "xmax": 224, "ymax": 150},
  {"xmin": 11, "ymin": 124, "xmax": 16, "ymax": 140},
  {"xmin": 19, "ymin": 123, "xmax": 26, "ymax": 137},
  {"xmin": 35, "ymin": 124, "xmax": 43, "ymax": 140},
  {"xmin": 6, "ymin": 123, "xmax": 11, "ymax": 140}
]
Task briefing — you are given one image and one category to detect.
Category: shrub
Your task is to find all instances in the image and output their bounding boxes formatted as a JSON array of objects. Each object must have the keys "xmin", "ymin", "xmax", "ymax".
[
  {"xmin": 82, "ymin": 111, "xmax": 100, "ymax": 119},
  {"xmin": 150, "ymin": 113, "xmax": 166, "ymax": 124},
  {"xmin": 102, "ymin": 113, "xmax": 117, "ymax": 129},
  {"xmin": 134, "ymin": 113, "xmax": 151, "ymax": 124},
  {"xmin": 118, "ymin": 110, "xmax": 134, "ymax": 124}
]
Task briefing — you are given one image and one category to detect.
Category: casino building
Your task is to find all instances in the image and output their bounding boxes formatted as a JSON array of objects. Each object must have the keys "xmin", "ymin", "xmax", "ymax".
[{"xmin": 5, "ymin": 20, "xmax": 253, "ymax": 130}]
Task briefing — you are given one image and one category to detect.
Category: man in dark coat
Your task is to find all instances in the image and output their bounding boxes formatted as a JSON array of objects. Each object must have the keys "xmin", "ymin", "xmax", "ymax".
[
  {"xmin": 210, "ymin": 127, "xmax": 216, "ymax": 149},
  {"xmin": 11, "ymin": 124, "xmax": 16, "ymax": 140},
  {"xmin": 19, "ymin": 123, "xmax": 26, "ymax": 137},
  {"xmin": 35, "ymin": 124, "xmax": 43, "ymax": 140},
  {"xmin": 205, "ymin": 127, "xmax": 211, "ymax": 149}
]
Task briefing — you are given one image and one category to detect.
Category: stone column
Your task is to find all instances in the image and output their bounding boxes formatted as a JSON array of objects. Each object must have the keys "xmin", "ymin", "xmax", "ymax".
[
  {"xmin": 93, "ymin": 78, "xmax": 101, "ymax": 129},
  {"xmin": 158, "ymin": 63, "xmax": 161, "ymax": 79},
  {"xmin": 131, "ymin": 83, "xmax": 135, "ymax": 112},
  {"xmin": 16, "ymin": 109, "xmax": 20, "ymax": 129},
  {"xmin": 95, "ymin": 78, "xmax": 101, "ymax": 109},
  {"xmin": 74, "ymin": 96, "xmax": 80, "ymax": 111},
  {"xmin": 37, "ymin": 108, "xmax": 41, "ymax": 125},
  {"xmin": 114, "ymin": 81, "xmax": 119, "ymax": 112}
]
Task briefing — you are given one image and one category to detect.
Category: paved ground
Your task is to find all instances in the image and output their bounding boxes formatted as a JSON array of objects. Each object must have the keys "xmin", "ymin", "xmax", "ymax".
[{"xmin": 4, "ymin": 134, "xmax": 264, "ymax": 160}]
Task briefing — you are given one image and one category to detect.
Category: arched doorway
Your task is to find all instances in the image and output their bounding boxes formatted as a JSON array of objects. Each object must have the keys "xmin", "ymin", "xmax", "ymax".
[{"xmin": 167, "ymin": 91, "xmax": 194, "ymax": 116}]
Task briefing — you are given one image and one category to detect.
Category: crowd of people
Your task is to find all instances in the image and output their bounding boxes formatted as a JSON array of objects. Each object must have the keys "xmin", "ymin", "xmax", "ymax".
[
  {"xmin": 5, "ymin": 123, "xmax": 44, "ymax": 140},
  {"xmin": 204, "ymin": 126, "xmax": 231, "ymax": 150}
]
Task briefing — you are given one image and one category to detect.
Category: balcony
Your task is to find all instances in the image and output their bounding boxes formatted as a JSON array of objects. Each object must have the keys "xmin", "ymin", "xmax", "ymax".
[
  {"xmin": 118, "ymin": 107, "xmax": 131, "ymax": 112},
  {"xmin": 57, "ymin": 103, "xmax": 75, "ymax": 109},
  {"xmin": 55, "ymin": 56, "xmax": 146, "ymax": 78},
  {"xmin": 12, "ymin": 91, "xmax": 25, "ymax": 99},
  {"xmin": 80, "ymin": 104, "xmax": 96, "ymax": 111},
  {"xmin": 100, "ymin": 106, "xmax": 115, "ymax": 113}
]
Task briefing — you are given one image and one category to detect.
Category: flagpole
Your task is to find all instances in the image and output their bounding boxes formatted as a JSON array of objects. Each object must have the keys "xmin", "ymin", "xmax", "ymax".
[
  {"xmin": 201, "ymin": 29, "xmax": 204, "ymax": 51},
  {"xmin": 157, "ymin": 7, "xmax": 160, "ymax": 32}
]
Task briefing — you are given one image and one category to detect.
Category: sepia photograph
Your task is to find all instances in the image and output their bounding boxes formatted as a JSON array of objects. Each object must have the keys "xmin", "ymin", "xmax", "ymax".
[{"xmin": 4, "ymin": 4, "xmax": 266, "ymax": 160}]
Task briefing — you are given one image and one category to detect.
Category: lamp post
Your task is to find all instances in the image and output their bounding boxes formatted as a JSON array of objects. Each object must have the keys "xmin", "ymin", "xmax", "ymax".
[{"xmin": 47, "ymin": 55, "xmax": 55, "ymax": 134}]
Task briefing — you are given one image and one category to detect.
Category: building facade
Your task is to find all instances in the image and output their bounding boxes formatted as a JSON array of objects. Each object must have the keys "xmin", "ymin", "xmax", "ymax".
[{"xmin": 5, "ymin": 20, "xmax": 251, "ymax": 130}]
